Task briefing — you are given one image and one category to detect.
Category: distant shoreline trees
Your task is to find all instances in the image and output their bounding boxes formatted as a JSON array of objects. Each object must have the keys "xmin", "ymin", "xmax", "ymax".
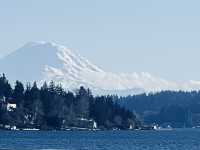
[{"xmin": 118, "ymin": 91, "xmax": 200, "ymax": 128}]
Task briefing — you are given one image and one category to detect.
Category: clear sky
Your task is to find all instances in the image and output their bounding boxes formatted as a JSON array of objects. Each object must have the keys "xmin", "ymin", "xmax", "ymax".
[{"xmin": 1, "ymin": 0, "xmax": 200, "ymax": 81}]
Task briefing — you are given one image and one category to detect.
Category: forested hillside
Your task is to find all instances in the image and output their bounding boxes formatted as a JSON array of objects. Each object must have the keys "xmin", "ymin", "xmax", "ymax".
[
  {"xmin": 118, "ymin": 91, "xmax": 200, "ymax": 127},
  {"xmin": 0, "ymin": 74, "xmax": 140, "ymax": 130}
]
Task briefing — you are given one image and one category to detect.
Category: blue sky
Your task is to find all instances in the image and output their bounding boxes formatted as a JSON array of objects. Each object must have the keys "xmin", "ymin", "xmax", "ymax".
[{"xmin": 1, "ymin": 0, "xmax": 200, "ymax": 81}]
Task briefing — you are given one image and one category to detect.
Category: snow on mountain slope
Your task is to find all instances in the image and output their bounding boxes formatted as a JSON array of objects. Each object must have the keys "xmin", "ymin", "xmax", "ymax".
[{"xmin": 1, "ymin": 41, "xmax": 200, "ymax": 95}]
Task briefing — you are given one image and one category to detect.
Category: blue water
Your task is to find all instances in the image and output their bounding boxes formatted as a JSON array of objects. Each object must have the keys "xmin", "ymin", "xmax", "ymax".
[{"xmin": 0, "ymin": 129, "xmax": 200, "ymax": 150}]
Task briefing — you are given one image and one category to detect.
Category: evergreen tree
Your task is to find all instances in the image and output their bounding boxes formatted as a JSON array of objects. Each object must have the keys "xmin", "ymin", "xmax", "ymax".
[
  {"xmin": 30, "ymin": 82, "xmax": 43, "ymax": 125},
  {"xmin": 13, "ymin": 80, "xmax": 24, "ymax": 105},
  {"xmin": 0, "ymin": 74, "xmax": 12, "ymax": 98},
  {"xmin": 75, "ymin": 86, "xmax": 90, "ymax": 118}
]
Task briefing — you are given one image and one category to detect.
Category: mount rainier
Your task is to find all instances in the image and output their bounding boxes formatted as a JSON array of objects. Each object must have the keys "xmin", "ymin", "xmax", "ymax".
[{"xmin": 1, "ymin": 41, "xmax": 200, "ymax": 95}]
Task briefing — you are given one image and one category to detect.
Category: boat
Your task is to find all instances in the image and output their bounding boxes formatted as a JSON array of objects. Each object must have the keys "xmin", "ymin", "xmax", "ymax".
[
  {"xmin": 153, "ymin": 125, "xmax": 173, "ymax": 131},
  {"xmin": 22, "ymin": 128, "xmax": 40, "ymax": 131}
]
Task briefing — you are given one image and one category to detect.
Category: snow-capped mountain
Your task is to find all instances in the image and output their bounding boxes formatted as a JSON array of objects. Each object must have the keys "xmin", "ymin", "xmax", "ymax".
[{"xmin": 1, "ymin": 41, "xmax": 200, "ymax": 95}]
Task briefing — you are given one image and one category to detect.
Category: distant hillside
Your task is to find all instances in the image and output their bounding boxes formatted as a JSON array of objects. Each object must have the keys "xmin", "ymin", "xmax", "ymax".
[{"xmin": 118, "ymin": 91, "xmax": 200, "ymax": 128}]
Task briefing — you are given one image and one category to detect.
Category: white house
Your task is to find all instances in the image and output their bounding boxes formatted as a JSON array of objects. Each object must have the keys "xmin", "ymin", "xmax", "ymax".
[{"xmin": 7, "ymin": 103, "xmax": 17, "ymax": 111}]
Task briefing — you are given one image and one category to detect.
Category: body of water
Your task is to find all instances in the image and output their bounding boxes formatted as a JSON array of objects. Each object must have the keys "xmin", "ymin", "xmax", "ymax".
[{"xmin": 0, "ymin": 129, "xmax": 200, "ymax": 150}]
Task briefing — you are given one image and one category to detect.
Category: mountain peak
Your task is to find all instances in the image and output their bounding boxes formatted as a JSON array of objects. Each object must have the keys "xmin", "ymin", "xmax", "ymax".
[
  {"xmin": 1, "ymin": 41, "xmax": 200, "ymax": 95},
  {"xmin": 22, "ymin": 41, "xmax": 69, "ymax": 53},
  {"xmin": 24, "ymin": 41, "xmax": 58, "ymax": 47}
]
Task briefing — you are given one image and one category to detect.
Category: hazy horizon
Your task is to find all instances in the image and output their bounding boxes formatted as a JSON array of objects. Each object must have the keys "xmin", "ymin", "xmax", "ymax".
[{"xmin": 1, "ymin": 0, "xmax": 200, "ymax": 81}]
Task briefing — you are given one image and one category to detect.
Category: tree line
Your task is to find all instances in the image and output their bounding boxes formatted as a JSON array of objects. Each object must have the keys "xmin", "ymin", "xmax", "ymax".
[
  {"xmin": 118, "ymin": 91, "xmax": 200, "ymax": 127},
  {"xmin": 0, "ymin": 74, "xmax": 140, "ymax": 130}
]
